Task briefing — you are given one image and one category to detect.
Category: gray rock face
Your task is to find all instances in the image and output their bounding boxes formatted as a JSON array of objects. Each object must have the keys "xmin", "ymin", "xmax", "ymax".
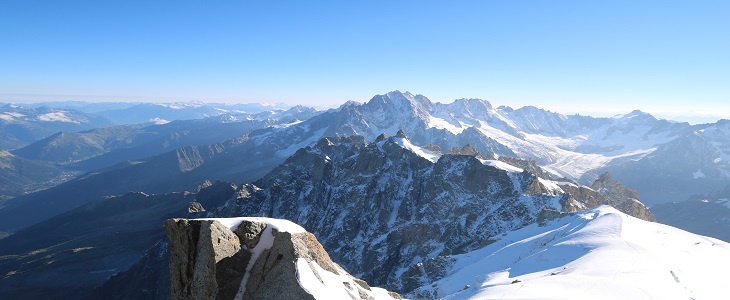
[
  {"xmin": 164, "ymin": 219, "xmax": 246, "ymax": 300},
  {"xmin": 590, "ymin": 172, "xmax": 656, "ymax": 222},
  {"xmin": 558, "ymin": 172, "xmax": 655, "ymax": 221},
  {"xmin": 163, "ymin": 219, "xmax": 399, "ymax": 300}
]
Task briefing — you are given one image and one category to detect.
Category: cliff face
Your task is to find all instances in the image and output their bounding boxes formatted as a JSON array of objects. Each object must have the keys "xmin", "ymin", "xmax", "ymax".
[
  {"xmin": 589, "ymin": 172, "xmax": 656, "ymax": 222},
  {"xmin": 163, "ymin": 218, "xmax": 400, "ymax": 300},
  {"xmin": 558, "ymin": 172, "xmax": 656, "ymax": 222}
]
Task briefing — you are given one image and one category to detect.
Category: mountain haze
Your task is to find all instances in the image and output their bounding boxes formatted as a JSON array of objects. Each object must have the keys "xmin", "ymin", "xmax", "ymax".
[{"xmin": 0, "ymin": 104, "xmax": 113, "ymax": 149}]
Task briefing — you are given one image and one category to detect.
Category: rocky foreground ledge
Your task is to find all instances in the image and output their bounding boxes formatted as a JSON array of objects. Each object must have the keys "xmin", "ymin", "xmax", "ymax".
[{"xmin": 163, "ymin": 217, "xmax": 401, "ymax": 300}]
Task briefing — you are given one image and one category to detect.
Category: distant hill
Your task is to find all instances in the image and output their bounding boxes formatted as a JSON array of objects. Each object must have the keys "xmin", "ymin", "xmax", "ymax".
[
  {"xmin": 0, "ymin": 106, "xmax": 321, "ymax": 232},
  {"xmin": 0, "ymin": 104, "xmax": 113, "ymax": 149},
  {"xmin": 0, "ymin": 149, "xmax": 74, "ymax": 200},
  {"xmin": 12, "ymin": 106, "xmax": 320, "ymax": 171},
  {"xmin": 652, "ymin": 186, "xmax": 730, "ymax": 243},
  {"xmin": 95, "ymin": 101, "xmax": 291, "ymax": 125}
]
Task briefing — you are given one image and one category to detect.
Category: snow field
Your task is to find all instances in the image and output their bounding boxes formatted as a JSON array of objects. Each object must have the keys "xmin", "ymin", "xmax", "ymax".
[{"xmin": 416, "ymin": 206, "xmax": 730, "ymax": 300}]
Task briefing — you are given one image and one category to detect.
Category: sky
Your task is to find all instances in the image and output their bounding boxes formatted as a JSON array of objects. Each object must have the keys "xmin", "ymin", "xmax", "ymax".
[{"xmin": 1, "ymin": 0, "xmax": 728, "ymax": 123}]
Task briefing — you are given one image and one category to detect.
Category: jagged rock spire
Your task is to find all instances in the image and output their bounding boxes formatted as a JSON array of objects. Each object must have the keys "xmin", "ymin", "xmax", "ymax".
[{"xmin": 395, "ymin": 129, "xmax": 408, "ymax": 139}]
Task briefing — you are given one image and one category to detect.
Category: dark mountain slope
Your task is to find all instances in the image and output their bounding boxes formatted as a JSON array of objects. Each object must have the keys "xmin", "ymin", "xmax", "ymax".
[
  {"xmin": 0, "ymin": 181, "xmax": 237, "ymax": 300},
  {"xmin": 0, "ymin": 149, "xmax": 72, "ymax": 200},
  {"xmin": 0, "ymin": 105, "xmax": 113, "ymax": 150}
]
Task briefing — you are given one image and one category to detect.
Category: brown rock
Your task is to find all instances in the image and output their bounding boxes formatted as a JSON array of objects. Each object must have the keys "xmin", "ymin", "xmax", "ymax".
[{"xmin": 234, "ymin": 220, "xmax": 267, "ymax": 249}]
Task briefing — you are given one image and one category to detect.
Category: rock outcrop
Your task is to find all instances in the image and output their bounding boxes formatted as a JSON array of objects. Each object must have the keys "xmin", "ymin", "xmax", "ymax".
[
  {"xmin": 558, "ymin": 172, "xmax": 656, "ymax": 221},
  {"xmin": 163, "ymin": 218, "xmax": 399, "ymax": 300},
  {"xmin": 590, "ymin": 172, "xmax": 656, "ymax": 222}
]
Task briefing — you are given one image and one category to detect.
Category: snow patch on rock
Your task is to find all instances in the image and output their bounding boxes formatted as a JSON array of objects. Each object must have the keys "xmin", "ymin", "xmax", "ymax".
[{"xmin": 394, "ymin": 137, "xmax": 441, "ymax": 163}]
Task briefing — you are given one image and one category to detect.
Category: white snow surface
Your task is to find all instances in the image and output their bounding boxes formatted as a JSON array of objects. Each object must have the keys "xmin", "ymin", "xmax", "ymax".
[
  {"xmin": 479, "ymin": 159, "xmax": 524, "ymax": 173},
  {"xmin": 0, "ymin": 113, "xmax": 14, "ymax": 121},
  {"xmin": 427, "ymin": 115, "xmax": 469, "ymax": 134},
  {"xmin": 0, "ymin": 112, "xmax": 27, "ymax": 122},
  {"xmin": 394, "ymin": 137, "xmax": 441, "ymax": 163},
  {"xmin": 198, "ymin": 216, "xmax": 306, "ymax": 234},
  {"xmin": 37, "ymin": 111, "xmax": 80, "ymax": 123},
  {"xmin": 275, "ymin": 128, "xmax": 328, "ymax": 157},
  {"xmin": 391, "ymin": 97, "xmax": 681, "ymax": 179},
  {"xmin": 472, "ymin": 120, "xmax": 661, "ymax": 179},
  {"xmin": 158, "ymin": 100, "xmax": 206, "ymax": 109},
  {"xmin": 296, "ymin": 259, "xmax": 396, "ymax": 300},
  {"xmin": 537, "ymin": 178, "xmax": 564, "ymax": 195},
  {"xmin": 416, "ymin": 205, "xmax": 730, "ymax": 300},
  {"xmin": 149, "ymin": 117, "xmax": 170, "ymax": 125}
]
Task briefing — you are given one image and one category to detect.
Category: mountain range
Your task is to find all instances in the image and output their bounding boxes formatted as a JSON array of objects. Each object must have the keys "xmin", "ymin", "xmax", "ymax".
[
  {"xmin": 0, "ymin": 104, "xmax": 113, "ymax": 150},
  {"xmin": 18, "ymin": 100, "xmax": 292, "ymax": 125},
  {"xmin": 5, "ymin": 91, "xmax": 729, "ymax": 211},
  {"xmin": 86, "ymin": 132, "xmax": 653, "ymax": 299},
  {"xmin": 652, "ymin": 185, "xmax": 730, "ymax": 243},
  {"xmin": 0, "ymin": 131, "xmax": 652, "ymax": 299},
  {"xmin": 12, "ymin": 106, "xmax": 319, "ymax": 170},
  {"xmin": 1, "ymin": 91, "xmax": 729, "ymax": 299},
  {"xmin": 0, "ymin": 106, "xmax": 320, "ymax": 232}
]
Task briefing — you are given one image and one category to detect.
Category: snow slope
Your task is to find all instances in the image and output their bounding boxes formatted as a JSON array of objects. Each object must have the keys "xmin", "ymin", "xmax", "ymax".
[{"xmin": 414, "ymin": 206, "xmax": 730, "ymax": 300}]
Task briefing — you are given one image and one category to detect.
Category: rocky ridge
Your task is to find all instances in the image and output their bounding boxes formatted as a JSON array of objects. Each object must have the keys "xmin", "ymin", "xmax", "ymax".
[
  {"xmin": 163, "ymin": 217, "xmax": 399, "ymax": 300},
  {"xmin": 0, "ymin": 106, "xmax": 320, "ymax": 233},
  {"xmin": 92, "ymin": 132, "xmax": 654, "ymax": 298},
  {"xmin": 206, "ymin": 132, "xmax": 654, "ymax": 293},
  {"xmin": 227, "ymin": 90, "xmax": 715, "ymax": 205}
]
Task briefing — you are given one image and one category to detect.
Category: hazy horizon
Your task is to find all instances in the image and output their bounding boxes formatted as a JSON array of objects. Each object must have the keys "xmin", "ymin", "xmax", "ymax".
[
  {"xmin": 1, "ymin": 90, "xmax": 724, "ymax": 125},
  {"xmin": 1, "ymin": 1, "xmax": 728, "ymax": 125}
]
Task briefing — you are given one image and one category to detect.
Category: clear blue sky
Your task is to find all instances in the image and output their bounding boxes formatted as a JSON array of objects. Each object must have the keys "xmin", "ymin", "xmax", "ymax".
[{"xmin": 1, "ymin": 1, "xmax": 728, "ymax": 123}]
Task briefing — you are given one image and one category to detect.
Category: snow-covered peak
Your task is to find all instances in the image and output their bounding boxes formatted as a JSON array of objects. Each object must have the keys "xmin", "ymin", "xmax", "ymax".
[
  {"xmin": 615, "ymin": 109, "xmax": 657, "ymax": 122},
  {"xmin": 157, "ymin": 100, "xmax": 208, "ymax": 109},
  {"xmin": 196, "ymin": 216, "xmax": 306, "ymax": 234},
  {"xmin": 366, "ymin": 90, "xmax": 433, "ymax": 117},
  {"xmin": 413, "ymin": 205, "xmax": 730, "ymax": 299},
  {"xmin": 450, "ymin": 98, "xmax": 493, "ymax": 112}
]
